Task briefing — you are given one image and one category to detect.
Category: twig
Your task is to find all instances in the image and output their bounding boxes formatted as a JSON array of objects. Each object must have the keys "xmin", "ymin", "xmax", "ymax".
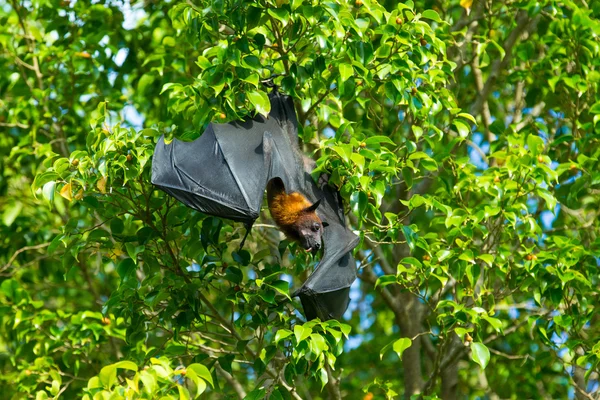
[
  {"xmin": 216, "ymin": 363, "xmax": 247, "ymax": 399},
  {"xmin": 488, "ymin": 347, "xmax": 533, "ymax": 361},
  {"xmin": 302, "ymin": 89, "xmax": 330, "ymax": 125},
  {"xmin": 0, "ymin": 121, "xmax": 29, "ymax": 129},
  {"xmin": 253, "ymin": 223, "xmax": 278, "ymax": 229},
  {"xmin": 55, "ymin": 378, "xmax": 74, "ymax": 398},
  {"xmin": 471, "ymin": 10, "xmax": 537, "ymax": 119},
  {"xmin": 1, "ymin": 242, "xmax": 50, "ymax": 272},
  {"xmin": 466, "ymin": 139, "xmax": 489, "ymax": 165},
  {"xmin": 324, "ymin": 363, "xmax": 341, "ymax": 400}
]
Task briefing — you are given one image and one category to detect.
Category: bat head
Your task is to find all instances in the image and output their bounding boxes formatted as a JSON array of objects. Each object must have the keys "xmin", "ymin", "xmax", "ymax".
[
  {"xmin": 267, "ymin": 178, "xmax": 324, "ymax": 253},
  {"xmin": 293, "ymin": 199, "xmax": 324, "ymax": 254}
]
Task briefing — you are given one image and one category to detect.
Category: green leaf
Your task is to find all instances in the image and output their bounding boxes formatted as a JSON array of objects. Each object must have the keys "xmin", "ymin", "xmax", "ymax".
[
  {"xmin": 178, "ymin": 384, "xmax": 192, "ymax": 399},
  {"xmin": 139, "ymin": 371, "xmax": 157, "ymax": 394},
  {"xmin": 242, "ymin": 55, "xmax": 261, "ymax": 70},
  {"xmin": 339, "ymin": 63, "xmax": 354, "ymax": 81},
  {"xmin": 87, "ymin": 376, "xmax": 102, "ymax": 390},
  {"xmin": 99, "ymin": 361, "xmax": 137, "ymax": 388},
  {"xmin": 481, "ymin": 315, "xmax": 503, "ymax": 332},
  {"xmin": 380, "ymin": 337, "xmax": 411, "ymax": 360},
  {"xmin": 421, "ymin": 9, "xmax": 441, "ymax": 22},
  {"xmin": 275, "ymin": 329, "xmax": 293, "ymax": 343},
  {"xmin": 113, "ymin": 361, "xmax": 138, "ymax": 371},
  {"xmin": 232, "ymin": 250, "xmax": 251, "ymax": 266},
  {"xmin": 33, "ymin": 171, "xmax": 59, "ymax": 193},
  {"xmin": 375, "ymin": 275, "xmax": 397, "ymax": 288},
  {"xmin": 138, "ymin": 74, "xmax": 155, "ymax": 95},
  {"xmin": 527, "ymin": 135, "xmax": 544, "ymax": 156},
  {"xmin": 453, "ymin": 120, "xmax": 471, "ymax": 138},
  {"xmin": 412, "ymin": 125, "xmax": 423, "ymax": 140},
  {"xmin": 266, "ymin": 280, "xmax": 291, "ymax": 300},
  {"xmin": 244, "ymin": 389, "xmax": 267, "ymax": 400},
  {"xmin": 319, "ymin": 367, "xmax": 328, "ymax": 390},
  {"xmin": 268, "ymin": 8, "xmax": 290, "ymax": 24},
  {"xmin": 161, "ymin": 82, "xmax": 183, "ymax": 94},
  {"xmin": 457, "ymin": 112, "xmax": 477, "ymax": 125},
  {"xmin": 187, "ymin": 363, "xmax": 214, "ymax": 388},
  {"xmin": 294, "ymin": 324, "xmax": 312, "ymax": 343},
  {"xmin": 392, "ymin": 338, "xmax": 412, "ymax": 359},
  {"xmin": 110, "ymin": 217, "xmax": 125, "ymax": 234},
  {"xmin": 350, "ymin": 152, "xmax": 365, "ymax": 172},
  {"xmin": 536, "ymin": 188, "xmax": 556, "ymax": 211},
  {"xmin": 471, "ymin": 342, "xmax": 490, "ymax": 369},
  {"xmin": 125, "ymin": 243, "xmax": 145, "ymax": 263},
  {"xmin": 88, "ymin": 229, "xmax": 109, "ymax": 241},
  {"xmin": 399, "ymin": 257, "xmax": 423, "ymax": 269},
  {"xmin": 247, "ymin": 91, "xmax": 271, "ymax": 117},
  {"xmin": 309, "ymin": 333, "xmax": 328, "ymax": 356},
  {"xmin": 401, "ymin": 225, "xmax": 417, "ymax": 251},
  {"xmin": 590, "ymin": 101, "xmax": 600, "ymax": 115},
  {"xmin": 117, "ymin": 258, "xmax": 136, "ymax": 280},
  {"xmin": 436, "ymin": 249, "xmax": 453, "ymax": 262},
  {"xmin": 2, "ymin": 202, "xmax": 22, "ymax": 226},
  {"xmin": 365, "ymin": 136, "xmax": 396, "ymax": 146},
  {"xmin": 459, "ymin": 250, "xmax": 475, "ymax": 263},
  {"xmin": 477, "ymin": 254, "xmax": 494, "ymax": 266},
  {"xmin": 225, "ymin": 266, "xmax": 243, "ymax": 284},
  {"xmin": 42, "ymin": 181, "xmax": 56, "ymax": 203}
]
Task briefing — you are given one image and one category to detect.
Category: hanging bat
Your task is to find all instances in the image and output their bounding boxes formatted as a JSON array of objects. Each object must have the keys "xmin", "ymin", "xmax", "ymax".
[{"xmin": 151, "ymin": 90, "xmax": 359, "ymax": 320}]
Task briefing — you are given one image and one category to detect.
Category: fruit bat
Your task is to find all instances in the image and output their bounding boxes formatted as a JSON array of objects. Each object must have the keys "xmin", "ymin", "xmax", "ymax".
[{"xmin": 151, "ymin": 90, "xmax": 359, "ymax": 320}]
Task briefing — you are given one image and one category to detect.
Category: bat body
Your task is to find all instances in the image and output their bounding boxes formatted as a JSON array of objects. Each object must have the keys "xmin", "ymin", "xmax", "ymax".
[{"xmin": 151, "ymin": 91, "xmax": 359, "ymax": 320}]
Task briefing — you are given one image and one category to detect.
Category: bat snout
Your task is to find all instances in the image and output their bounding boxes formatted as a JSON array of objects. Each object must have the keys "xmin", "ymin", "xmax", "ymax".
[
  {"xmin": 300, "ymin": 234, "xmax": 322, "ymax": 254},
  {"xmin": 311, "ymin": 241, "xmax": 321, "ymax": 255}
]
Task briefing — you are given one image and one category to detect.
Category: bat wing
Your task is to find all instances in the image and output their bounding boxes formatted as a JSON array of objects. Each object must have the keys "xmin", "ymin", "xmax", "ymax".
[
  {"xmin": 151, "ymin": 92, "xmax": 301, "ymax": 224},
  {"xmin": 151, "ymin": 90, "xmax": 359, "ymax": 320},
  {"xmin": 293, "ymin": 177, "xmax": 359, "ymax": 320}
]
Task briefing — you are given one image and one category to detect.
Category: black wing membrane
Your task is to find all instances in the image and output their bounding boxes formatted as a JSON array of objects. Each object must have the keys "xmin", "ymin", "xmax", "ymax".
[
  {"xmin": 295, "ymin": 179, "xmax": 359, "ymax": 320},
  {"xmin": 151, "ymin": 91, "xmax": 358, "ymax": 320}
]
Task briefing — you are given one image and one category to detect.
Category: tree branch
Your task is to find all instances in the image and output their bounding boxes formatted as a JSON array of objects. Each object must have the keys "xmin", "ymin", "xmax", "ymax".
[
  {"xmin": 215, "ymin": 363, "xmax": 247, "ymax": 399},
  {"xmin": 470, "ymin": 10, "xmax": 537, "ymax": 120},
  {"xmin": 0, "ymin": 242, "xmax": 50, "ymax": 273}
]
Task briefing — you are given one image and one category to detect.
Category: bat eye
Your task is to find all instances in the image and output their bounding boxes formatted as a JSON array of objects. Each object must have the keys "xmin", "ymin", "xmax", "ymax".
[{"xmin": 312, "ymin": 223, "xmax": 320, "ymax": 232}]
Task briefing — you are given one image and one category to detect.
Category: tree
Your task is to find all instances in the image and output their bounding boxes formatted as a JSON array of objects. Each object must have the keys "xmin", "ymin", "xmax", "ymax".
[{"xmin": 1, "ymin": 0, "xmax": 599, "ymax": 398}]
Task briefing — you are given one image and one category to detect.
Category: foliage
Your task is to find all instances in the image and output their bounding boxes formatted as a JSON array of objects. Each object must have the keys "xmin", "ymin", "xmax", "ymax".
[{"xmin": 1, "ymin": 0, "xmax": 600, "ymax": 399}]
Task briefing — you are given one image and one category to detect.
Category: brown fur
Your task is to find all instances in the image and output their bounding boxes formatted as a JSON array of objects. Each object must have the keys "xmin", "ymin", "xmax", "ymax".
[{"xmin": 267, "ymin": 179, "xmax": 323, "ymax": 250}]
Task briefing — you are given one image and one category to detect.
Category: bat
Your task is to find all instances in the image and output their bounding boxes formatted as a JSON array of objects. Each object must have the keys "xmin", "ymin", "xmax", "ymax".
[{"xmin": 151, "ymin": 90, "xmax": 359, "ymax": 320}]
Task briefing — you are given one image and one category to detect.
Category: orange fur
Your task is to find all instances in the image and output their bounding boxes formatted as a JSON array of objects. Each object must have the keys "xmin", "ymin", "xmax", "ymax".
[
  {"xmin": 268, "ymin": 191, "xmax": 314, "ymax": 227},
  {"xmin": 267, "ymin": 178, "xmax": 322, "ymax": 236},
  {"xmin": 266, "ymin": 179, "xmax": 323, "ymax": 249}
]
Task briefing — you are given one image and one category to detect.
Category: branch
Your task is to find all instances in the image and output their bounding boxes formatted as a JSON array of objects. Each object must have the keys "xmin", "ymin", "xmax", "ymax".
[
  {"xmin": 466, "ymin": 139, "xmax": 489, "ymax": 165},
  {"xmin": 0, "ymin": 242, "xmax": 50, "ymax": 273},
  {"xmin": 470, "ymin": 10, "xmax": 537, "ymax": 119},
  {"xmin": 0, "ymin": 121, "xmax": 29, "ymax": 129},
  {"xmin": 488, "ymin": 347, "xmax": 533, "ymax": 361},
  {"xmin": 359, "ymin": 266, "xmax": 407, "ymax": 320},
  {"xmin": 9, "ymin": 0, "xmax": 70, "ymax": 157},
  {"xmin": 325, "ymin": 363, "xmax": 341, "ymax": 400},
  {"xmin": 470, "ymin": 53, "xmax": 493, "ymax": 139},
  {"xmin": 215, "ymin": 363, "xmax": 247, "ymax": 399},
  {"xmin": 198, "ymin": 292, "xmax": 303, "ymax": 400},
  {"xmin": 301, "ymin": 89, "xmax": 330, "ymax": 126}
]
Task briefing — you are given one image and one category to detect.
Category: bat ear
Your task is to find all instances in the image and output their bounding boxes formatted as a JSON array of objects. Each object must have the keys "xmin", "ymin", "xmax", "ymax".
[
  {"xmin": 304, "ymin": 198, "xmax": 321, "ymax": 212},
  {"xmin": 322, "ymin": 221, "xmax": 329, "ymax": 227},
  {"xmin": 267, "ymin": 177, "xmax": 286, "ymax": 195}
]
